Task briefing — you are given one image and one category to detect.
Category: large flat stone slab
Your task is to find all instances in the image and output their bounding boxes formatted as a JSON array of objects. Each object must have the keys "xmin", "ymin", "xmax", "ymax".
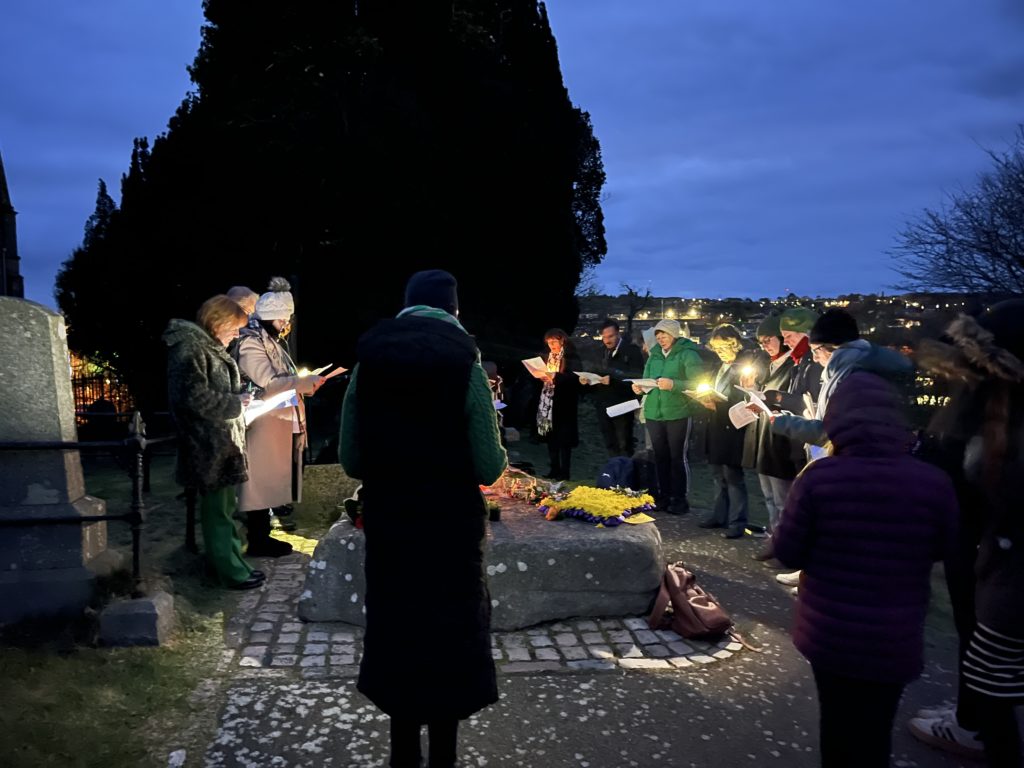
[{"xmin": 299, "ymin": 498, "xmax": 663, "ymax": 630}]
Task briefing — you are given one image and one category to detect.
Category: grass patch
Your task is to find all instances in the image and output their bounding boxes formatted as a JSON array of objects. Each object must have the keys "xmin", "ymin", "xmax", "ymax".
[
  {"xmin": 0, "ymin": 452, "xmax": 238, "ymax": 767},
  {"xmin": 0, "ymin": 610, "xmax": 224, "ymax": 768}
]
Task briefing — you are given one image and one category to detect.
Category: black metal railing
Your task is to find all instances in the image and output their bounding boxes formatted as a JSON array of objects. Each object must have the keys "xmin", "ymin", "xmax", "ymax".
[{"xmin": 0, "ymin": 412, "xmax": 174, "ymax": 594}]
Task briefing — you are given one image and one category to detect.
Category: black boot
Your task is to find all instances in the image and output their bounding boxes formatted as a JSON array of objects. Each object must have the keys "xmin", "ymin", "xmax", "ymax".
[
  {"xmin": 245, "ymin": 509, "xmax": 293, "ymax": 557},
  {"xmin": 544, "ymin": 443, "xmax": 562, "ymax": 479}
]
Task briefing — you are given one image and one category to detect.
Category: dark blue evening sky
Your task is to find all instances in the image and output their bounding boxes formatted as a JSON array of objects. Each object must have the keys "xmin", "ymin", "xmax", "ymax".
[{"xmin": 2, "ymin": 1, "xmax": 1022, "ymax": 307}]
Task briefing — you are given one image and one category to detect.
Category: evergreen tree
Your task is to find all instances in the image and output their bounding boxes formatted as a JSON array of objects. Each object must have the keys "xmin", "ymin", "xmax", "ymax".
[{"xmin": 56, "ymin": 0, "xmax": 606, "ymax": 410}]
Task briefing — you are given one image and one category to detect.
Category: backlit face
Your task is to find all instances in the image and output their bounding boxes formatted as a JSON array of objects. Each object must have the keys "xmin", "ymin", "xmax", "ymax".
[
  {"xmin": 655, "ymin": 331, "xmax": 674, "ymax": 351},
  {"xmin": 781, "ymin": 330, "xmax": 806, "ymax": 350},
  {"xmin": 600, "ymin": 326, "xmax": 620, "ymax": 350},
  {"xmin": 546, "ymin": 337, "xmax": 563, "ymax": 354},
  {"xmin": 709, "ymin": 338, "xmax": 740, "ymax": 364},
  {"xmin": 272, "ymin": 318, "xmax": 292, "ymax": 338},
  {"xmin": 758, "ymin": 336, "xmax": 781, "ymax": 356},
  {"xmin": 214, "ymin": 320, "xmax": 246, "ymax": 347}
]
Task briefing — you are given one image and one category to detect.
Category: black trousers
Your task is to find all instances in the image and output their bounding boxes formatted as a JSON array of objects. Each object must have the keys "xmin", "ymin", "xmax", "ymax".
[
  {"xmin": 646, "ymin": 417, "xmax": 691, "ymax": 506},
  {"xmin": 596, "ymin": 408, "xmax": 635, "ymax": 458},
  {"xmin": 390, "ymin": 717, "xmax": 458, "ymax": 768},
  {"xmin": 547, "ymin": 443, "xmax": 573, "ymax": 479},
  {"xmin": 812, "ymin": 666, "xmax": 904, "ymax": 768}
]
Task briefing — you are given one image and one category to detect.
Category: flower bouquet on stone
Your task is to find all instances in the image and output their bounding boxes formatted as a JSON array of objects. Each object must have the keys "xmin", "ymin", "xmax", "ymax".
[{"xmin": 537, "ymin": 485, "xmax": 656, "ymax": 527}]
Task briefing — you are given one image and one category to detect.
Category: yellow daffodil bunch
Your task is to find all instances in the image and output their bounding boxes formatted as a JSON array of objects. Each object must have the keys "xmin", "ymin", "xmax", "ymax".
[{"xmin": 537, "ymin": 486, "xmax": 656, "ymax": 527}]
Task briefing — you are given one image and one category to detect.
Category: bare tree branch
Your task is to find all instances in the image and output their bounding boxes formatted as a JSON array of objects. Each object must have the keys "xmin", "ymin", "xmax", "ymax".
[{"xmin": 892, "ymin": 125, "xmax": 1024, "ymax": 295}]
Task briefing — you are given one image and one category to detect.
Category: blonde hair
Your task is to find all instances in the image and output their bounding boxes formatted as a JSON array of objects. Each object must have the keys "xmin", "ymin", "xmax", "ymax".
[{"xmin": 197, "ymin": 295, "xmax": 248, "ymax": 336}]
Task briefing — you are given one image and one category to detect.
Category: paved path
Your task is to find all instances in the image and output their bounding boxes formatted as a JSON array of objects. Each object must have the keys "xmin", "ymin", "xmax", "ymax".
[{"xmin": 191, "ymin": 511, "xmax": 969, "ymax": 767}]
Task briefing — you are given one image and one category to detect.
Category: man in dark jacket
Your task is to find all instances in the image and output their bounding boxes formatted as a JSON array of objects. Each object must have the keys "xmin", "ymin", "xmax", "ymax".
[
  {"xmin": 339, "ymin": 269, "xmax": 508, "ymax": 768},
  {"xmin": 582, "ymin": 318, "xmax": 644, "ymax": 457}
]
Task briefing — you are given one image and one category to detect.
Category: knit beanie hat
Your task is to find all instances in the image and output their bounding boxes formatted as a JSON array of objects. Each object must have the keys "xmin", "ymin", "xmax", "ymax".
[
  {"xmin": 254, "ymin": 277, "xmax": 295, "ymax": 321},
  {"xmin": 756, "ymin": 314, "xmax": 782, "ymax": 339},
  {"xmin": 810, "ymin": 308, "xmax": 860, "ymax": 345},
  {"xmin": 653, "ymin": 319, "xmax": 681, "ymax": 339},
  {"xmin": 404, "ymin": 269, "xmax": 459, "ymax": 316},
  {"xmin": 779, "ymin": 307, "xmax": 819, "ymax": 335}
]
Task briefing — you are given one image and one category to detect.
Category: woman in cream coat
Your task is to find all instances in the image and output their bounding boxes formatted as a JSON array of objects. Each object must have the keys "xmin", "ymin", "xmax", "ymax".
[{"xmin": 235, "ymin": 277, "xmax": 324, "ymax": 556}]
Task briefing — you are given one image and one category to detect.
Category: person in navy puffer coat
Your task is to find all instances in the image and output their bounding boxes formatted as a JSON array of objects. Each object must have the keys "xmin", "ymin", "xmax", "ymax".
[{"xmin": 774, "ymin": 371, "xmax": 958, "ymax": 768}]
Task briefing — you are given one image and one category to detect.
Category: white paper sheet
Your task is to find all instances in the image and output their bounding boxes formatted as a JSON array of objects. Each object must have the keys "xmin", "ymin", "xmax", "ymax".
[
  {"xmin": 625, "ymin": 378, "xmax": 659, "ymax": 393},
  {"xmin": 606, "ymin": 399, "xmax": 642, "ymax": 418},
  {"xmin": 244, "ymin": 389, "xmax": 298, "ymax": 426},
  {"xmin": 575, "ymin": 371, "xmax": 603, "ymax": 385}
]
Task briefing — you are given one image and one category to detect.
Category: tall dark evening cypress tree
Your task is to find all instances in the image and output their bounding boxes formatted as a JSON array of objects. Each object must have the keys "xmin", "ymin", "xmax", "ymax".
[{"xmin": 56, "ymin": 0, "xmax": 605, "ymax": 409}]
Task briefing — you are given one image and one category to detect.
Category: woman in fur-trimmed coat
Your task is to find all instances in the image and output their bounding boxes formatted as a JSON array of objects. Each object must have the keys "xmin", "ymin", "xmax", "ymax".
[
  {"xmin": 911, "ymin": 302, "xmax": 1024, "ymax": 766},
  {"xmin": 164, "ymin": 296, "xmax": 262, "ymax": 589}
]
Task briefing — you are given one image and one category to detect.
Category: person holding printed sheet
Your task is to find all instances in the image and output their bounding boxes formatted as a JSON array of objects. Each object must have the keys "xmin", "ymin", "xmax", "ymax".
[
  {"xmin": 580, "ymin": 318, "xmax": 644, "ymax": 458},
  {"xmin": 631, "ymin": 319, "xmax": 704, "ymax": 515},
  {"xmin": 698, "ymin": 324, "xmax": 757, "ymax": 538},
  {"xmin": 234, "ymin": 277, "xmax": 325, "ymax": 557}
]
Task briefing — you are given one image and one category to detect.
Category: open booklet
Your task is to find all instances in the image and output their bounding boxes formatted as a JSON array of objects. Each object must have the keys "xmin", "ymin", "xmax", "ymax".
[
  {"xmin": 734, "ymin": 385, "xmax": 766, "ymax": 401},
  {"xmin": 244, "ymin": 389, "xmax": 298, "ymax": 426},
  {"xmin": 522, "ymin": 356, "xmax": 549, "ymax": 378},
  {"xmin": 683, "ymin": 385, "xmax": 727, "ymax": 402},
  {"xmin": 625, "ymin": 378, "xmax": 658, "ymax": 393},
  {"xmin": 728, "ymin": 401, "xmax": 759, "ymax": 429},
  {"xmin": 735, "ymin": 386, "xmax": 773, "ymax": 415}
]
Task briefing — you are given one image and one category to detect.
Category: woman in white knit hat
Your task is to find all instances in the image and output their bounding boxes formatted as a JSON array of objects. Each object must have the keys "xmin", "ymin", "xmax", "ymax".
[
  {"xmin": 631, "ymin": 319, "xmax": 705, "ymax": 514},
  {"xmin": 234, "ymin": 277, "xmax": 325, "ymax": 556}
]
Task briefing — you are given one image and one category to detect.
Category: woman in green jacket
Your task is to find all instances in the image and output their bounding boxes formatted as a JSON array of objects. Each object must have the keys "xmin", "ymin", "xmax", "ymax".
[{"xmin": 631, "ymin": 319, "xmax": 705, "ymax": 514}]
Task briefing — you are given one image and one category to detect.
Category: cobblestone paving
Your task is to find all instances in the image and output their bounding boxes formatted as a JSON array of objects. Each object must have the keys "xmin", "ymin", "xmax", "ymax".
[{"xmin": 226, "ymin": 553, "xmax": 742, "ymax": 679}]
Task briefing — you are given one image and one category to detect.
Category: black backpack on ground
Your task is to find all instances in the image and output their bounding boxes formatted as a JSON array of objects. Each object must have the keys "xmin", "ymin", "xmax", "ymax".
[
  {"xmin": 631, "ymin": 449, "xmax": 660, "ymax": 499},
  {"xmin": 596, "ymin": 456, "xmax": 634, "ymax": 489}
]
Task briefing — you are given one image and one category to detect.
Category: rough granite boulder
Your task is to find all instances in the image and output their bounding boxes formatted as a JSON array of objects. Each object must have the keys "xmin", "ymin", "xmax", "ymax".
[{"xmin": 299, "ymin": 498, "xmax": 663, "ymax": 630}]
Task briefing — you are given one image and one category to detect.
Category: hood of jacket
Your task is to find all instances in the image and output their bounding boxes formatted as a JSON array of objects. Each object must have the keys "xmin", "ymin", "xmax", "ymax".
[{"xmin": 824, "ymin": 371, "xmax": 911, "ymax": 457}]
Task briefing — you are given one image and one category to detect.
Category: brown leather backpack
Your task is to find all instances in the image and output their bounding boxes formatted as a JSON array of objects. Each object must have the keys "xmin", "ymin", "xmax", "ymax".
[{"xmin": 648, "ymin": 561, "xmax": 732, "ymax": 639}]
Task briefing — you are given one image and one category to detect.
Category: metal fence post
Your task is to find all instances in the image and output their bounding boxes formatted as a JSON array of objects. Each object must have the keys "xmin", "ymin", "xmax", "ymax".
[{"xmin": 127, "ymin": 412, "xmax": 148, "ymax": 595}]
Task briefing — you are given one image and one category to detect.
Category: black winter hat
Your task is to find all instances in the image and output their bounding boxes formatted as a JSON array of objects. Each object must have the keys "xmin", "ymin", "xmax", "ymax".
[
  {"xmin": 810, "ymin": 308, "xmax": 860, "ymax": 345},
  {"xmin": 979, "ymin": 299, "xmax": 1024, "ymax": 362},
  {"xmin": 404, "ymin": 269, "xmax": 459, "ymax": 316}
]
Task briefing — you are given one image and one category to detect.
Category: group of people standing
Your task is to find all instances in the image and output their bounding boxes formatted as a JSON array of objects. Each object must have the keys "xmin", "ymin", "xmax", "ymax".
[
  {"xmin": 163, "ymin": 278, "xmax": 326, "ymax": 590},
  {"xmin": 525, "ymin": 304, "xmax": 1023, "ymax": 767},
  {"xmin": 163, "ymin": 270, "xmax": 1022, "ymax": 767}
]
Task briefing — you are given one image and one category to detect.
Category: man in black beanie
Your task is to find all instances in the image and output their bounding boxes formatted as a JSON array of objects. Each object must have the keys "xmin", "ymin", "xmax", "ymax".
[
  {"xmin": 772, "ymin": 308, "xmax": 911, "ymax": 449},
  {"xmin": 404, "ymin": 268, "xmax": 459, "ymax": 317},
  {"xmin": 339, "ymin": 268, "xmax": 507, "ymax": 768}
]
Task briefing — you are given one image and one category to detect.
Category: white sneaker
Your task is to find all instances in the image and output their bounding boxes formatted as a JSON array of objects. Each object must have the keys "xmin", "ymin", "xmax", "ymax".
[
  {"xmin": 908, "ymin": 713, "xmax": 984, "ymax": 758},
  {"xmin": 788, "ymin": 586, "xmax": 798, "ymax": 596},
  {"xmin": 915, "ymin": 702, "xmax": 955, "ymax": 720},
  {"xmin": 776, "ymin": 570, "xmax": 801, "ymax": 586}
]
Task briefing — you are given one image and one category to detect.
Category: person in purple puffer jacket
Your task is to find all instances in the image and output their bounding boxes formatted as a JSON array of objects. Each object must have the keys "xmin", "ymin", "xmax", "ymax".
[{"xmin": 774, "ymin": 371, "xmax": 959, "ymax": 768}]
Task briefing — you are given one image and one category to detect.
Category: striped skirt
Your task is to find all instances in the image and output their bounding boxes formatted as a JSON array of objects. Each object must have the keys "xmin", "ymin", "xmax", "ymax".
[{"xmin": 963, "ymin": 622, "xmax": 1024, "ymax": 702}]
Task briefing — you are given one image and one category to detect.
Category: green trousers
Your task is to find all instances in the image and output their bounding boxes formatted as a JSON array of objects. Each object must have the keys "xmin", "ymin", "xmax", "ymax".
[{"xmin": 200, "ymin": 487, "xmax": 253, "ymax": 586}]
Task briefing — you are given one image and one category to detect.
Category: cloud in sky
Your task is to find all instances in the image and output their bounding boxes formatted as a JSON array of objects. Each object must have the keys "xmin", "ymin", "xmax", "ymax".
[
  {"xmin": 545, "ymin": 0, "xmax": 1024, "ymax": 297},
  {"xmin": 1, "ymin": 0, "xmax": 1022, "ymax": 306}
]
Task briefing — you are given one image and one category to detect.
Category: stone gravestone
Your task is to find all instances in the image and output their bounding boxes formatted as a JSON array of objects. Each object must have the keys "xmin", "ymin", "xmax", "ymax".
[
  {"xmin": 0, "ymin": 297, "xmax": 110, "ymax": 624},
  {"xmin": 299, "ymin": 496, "xmax": 663, "ymax": 631}
]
